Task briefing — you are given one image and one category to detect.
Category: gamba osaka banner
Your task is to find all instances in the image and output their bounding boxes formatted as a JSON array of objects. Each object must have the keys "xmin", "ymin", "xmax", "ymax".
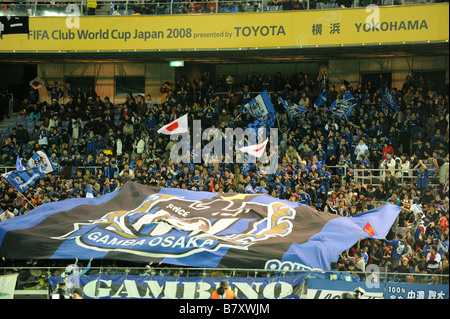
[
  {"xmin": 49, "ymin": 275, "xmax": 306, "ymax": 299},
  {"xmin": 0, "ymin": 182, "xmax": 401, "ymax": 270}
]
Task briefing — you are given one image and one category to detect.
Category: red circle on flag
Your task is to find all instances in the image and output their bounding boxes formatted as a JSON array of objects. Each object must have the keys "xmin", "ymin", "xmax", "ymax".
[{"xmin": 166, "ymin": 121, "xmax": 179, "ymax": 132}]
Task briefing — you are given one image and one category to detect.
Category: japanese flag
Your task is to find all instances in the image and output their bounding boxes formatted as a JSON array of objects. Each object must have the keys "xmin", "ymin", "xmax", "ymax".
[
  {"xmin": 157, "ymin": 114, "xmax": 189, "ymax": 135},
  {"xmin": 239, "ymin": 139, "xmax": 268, "ymax": 158},
  {"xmin": 29, "ymin": 77, "xmax": 45, "ymax": 89}
]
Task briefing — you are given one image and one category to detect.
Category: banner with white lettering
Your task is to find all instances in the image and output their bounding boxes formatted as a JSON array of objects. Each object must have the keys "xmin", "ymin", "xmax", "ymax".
[
  {"xmin": 384, "ymin": 282, "xmax": 449, "ymax": 299},
  {"xmin": 49, "ymin": 275, "xmax": 306, "ymax": 299}
]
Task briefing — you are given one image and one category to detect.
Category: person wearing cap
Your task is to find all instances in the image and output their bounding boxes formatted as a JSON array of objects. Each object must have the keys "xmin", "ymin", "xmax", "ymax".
[{"xmin": 211, "ymin": 279, "xmax": 234, "ymax": 299}]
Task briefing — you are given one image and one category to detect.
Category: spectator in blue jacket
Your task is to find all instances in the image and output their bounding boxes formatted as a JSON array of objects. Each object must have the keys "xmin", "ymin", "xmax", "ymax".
[{"xmin": 384, "ymin": 233, "xmax": 407, "ymax": 270}]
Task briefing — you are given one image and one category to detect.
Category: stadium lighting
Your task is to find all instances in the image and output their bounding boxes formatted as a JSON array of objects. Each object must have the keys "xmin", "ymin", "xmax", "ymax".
[{"xmin": 169, "ymin": 61, "xmax": 184, "ymax": 67}]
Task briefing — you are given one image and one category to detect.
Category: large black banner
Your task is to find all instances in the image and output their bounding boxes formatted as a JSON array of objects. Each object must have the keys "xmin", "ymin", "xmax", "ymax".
[{"xmin": 0, "ymin": 182, "xmax": 401, "ymax": 270}]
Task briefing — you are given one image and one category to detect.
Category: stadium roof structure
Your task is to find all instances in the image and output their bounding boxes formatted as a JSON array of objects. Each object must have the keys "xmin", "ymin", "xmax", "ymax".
[{"xmin": 0, "ymin": 41, "xmax": 448, "ymax": 64}]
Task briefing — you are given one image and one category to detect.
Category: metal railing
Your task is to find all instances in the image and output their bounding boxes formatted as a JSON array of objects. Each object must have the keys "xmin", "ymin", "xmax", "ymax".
[
  {"xmin": 0, "ymin": 166, "xmax": 104, "ymax": 174},
  {"xmin": 353, "ymin": 167, "xmax": 439, "ymax": 186},
  {"xmin": 0, "ymin": 0, "xmax": 444, "ymax": 17}
]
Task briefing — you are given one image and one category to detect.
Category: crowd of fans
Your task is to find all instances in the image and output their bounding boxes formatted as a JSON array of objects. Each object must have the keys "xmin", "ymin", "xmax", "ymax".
[
  {"xmin": 0, "ymin": 68, "xmax": 448, "ymax": 282},
  {"xmin": 4, "ymin": 0, "xmax": 449, "ymax": 17}
]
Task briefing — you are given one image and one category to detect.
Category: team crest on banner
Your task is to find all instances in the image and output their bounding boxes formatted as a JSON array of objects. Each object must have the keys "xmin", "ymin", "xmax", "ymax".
[
  {"xmin": 0, "ymin": 182, "xmax": 402, "ymax": 270},
  {"xmin": 242, "ymin": 90, "xmax": 275, "ymax": 118},
  {"xmin": 327, "ymin": 92, "xmax": 357, "ymax": 120},
  {"xmin": 53, "ymin": 192, "xmax": 296, "ymax": 259}
]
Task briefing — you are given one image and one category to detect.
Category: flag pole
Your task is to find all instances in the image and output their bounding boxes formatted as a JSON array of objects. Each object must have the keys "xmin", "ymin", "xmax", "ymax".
[{"xmin": 18, "ymin": 191, "xmax": 36, "ymax": 210}]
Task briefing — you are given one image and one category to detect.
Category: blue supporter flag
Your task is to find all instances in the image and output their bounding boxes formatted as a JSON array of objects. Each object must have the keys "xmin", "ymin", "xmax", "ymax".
[
  {"xmin": 246, "ymin": 112, "xmax": 277, "ymax": 130},
  {"xmin": 380, "ymin": 83, "xmax": 399, "ymax": 113},
  {"xmin": 3, "ymin": 150, "xmax": 56, "ymax": 194},
  {"xmin": 26, "ymin": 150, "xmax": 56, "ymax": 174},
  {"xmin": 280, "ymin": 98, "xmax": 308, "ymax": 118},
  {"xmin": 2, "ymin": 167, "xmax": 45, "ymax": 193},
  {"xmin": 240, "ymin": 90, "xmax": 275, "ymax": 118},
  {"xmin": 327, "ymin": 92, "xmax": 357, "ymax": 120},
  {"xmin": 314, "ymin": 75, "xmax": 328, "ymax": 108},
  {"xmin": 0, "ymin": 182, "xmax": 402, "ymax": 270}
]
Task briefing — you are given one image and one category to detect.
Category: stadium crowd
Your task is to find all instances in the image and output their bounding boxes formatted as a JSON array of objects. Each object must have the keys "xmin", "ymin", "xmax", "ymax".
[
  {"xmin": 0, "ymin": 69, "xmax": 448, "ymax": 282},
  {"xmin": 4, "ymin": 0, "xmax": 450, "ymax": 17}
]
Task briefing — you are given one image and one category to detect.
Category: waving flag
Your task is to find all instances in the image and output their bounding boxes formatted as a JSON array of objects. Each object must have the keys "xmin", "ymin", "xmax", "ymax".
[
  {"xmin": 2, "ymin": 150, "xmax": 55, "ymax": 193},
  {"xmin": 2, "ymin": 167, "xmax": 46, "ymax": 193},
  {"xmin": 363, "ymin": 222, "xmax": 375, "ymax": 237},
  {"xmin": 246, "ymin": 112, "xmax": 277, "ymax": 130},
  {"xmin": 380, "ymin": 83, "xmax": 399, "ymax": 113},
  {"xmin": 314, "ymin": 75, "xmax": 328, "ymax": 108},
  {"xmin": 26, "ymin": 150, "xmax": 55, "ymax": 175},
  {"xmin": 239, "ymin": 138, "xmax": 268, "ymax": 158},
  {"xmin": 241, "ymin": 90, "xmax": 275, "ymax": 118},
  {"xmin": 29, "ymin": 77, "xmax": 45, "ymax": 90},
  {"xmin": 280, "ymin": 98, "xmax": 308, "ymax": 118},
  {"xmin": 157, "ymin": 114, "xmax": 188, "ymax": 135},
  {"xmin": 327, "ymin": 92, "xmax": 357, "ymax": 120},
  {"xmin": 0, "ymin": 182, "xmax": 401, "ymax": 270}
]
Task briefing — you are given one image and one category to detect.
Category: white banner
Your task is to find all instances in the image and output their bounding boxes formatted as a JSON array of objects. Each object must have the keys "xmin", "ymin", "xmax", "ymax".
[
  {"xmin": 307, "ymin": 288, "xmax": 383, "ymax": 299},
  {"xmin": 306, "ymin": 278, "xmax": 384, "ymax": 299},
  {"xmin": 0, "ymin": 274, "xmax": 19, "ymax": 299}
]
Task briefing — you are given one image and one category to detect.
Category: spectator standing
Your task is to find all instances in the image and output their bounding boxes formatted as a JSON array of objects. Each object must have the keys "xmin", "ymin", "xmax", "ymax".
[
  {"xmin": 384, "ymin": 233, "xmax": 407, "ymax": 270},
  {"xmin": 48, "ymin": 82, "xmax": 64, "ymax": 103}
]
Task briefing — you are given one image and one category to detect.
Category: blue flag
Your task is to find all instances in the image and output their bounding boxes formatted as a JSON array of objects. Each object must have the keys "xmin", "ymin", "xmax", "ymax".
[
  {"xmin": 0, "ymin": 182, "xmax": 402, "ymax": 270},
  {"xmin": 280, "ymin": 98, "xmax": 308, "ymax": 118},
  {"xmin": 241, "ymin": 90, "xmax": 275, "ymax": 118},
  {"xmin": 26, "ymin": 150, "xmax": 56, "ymax": 174},
  {"xmin": 2, "ymin": 167, "xmax": 45, "ymax": 193},
  {"xmin": 327, "ymin": 92, "xmax": 357, "ymax": 120},
  {"xmin": 380, "ymin": 83, "xmax": 399, "ymax": 113},
  {"xmin": 314, "ymin": 75, "xmax": 328, "ymax": 108},
  {"xmin": 3, "ymin": 150, "xmax": 56, "ymax": 193},
  {"xmin": 246, "ymin": 112, "xmax": 277, "ymax": 130}
]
